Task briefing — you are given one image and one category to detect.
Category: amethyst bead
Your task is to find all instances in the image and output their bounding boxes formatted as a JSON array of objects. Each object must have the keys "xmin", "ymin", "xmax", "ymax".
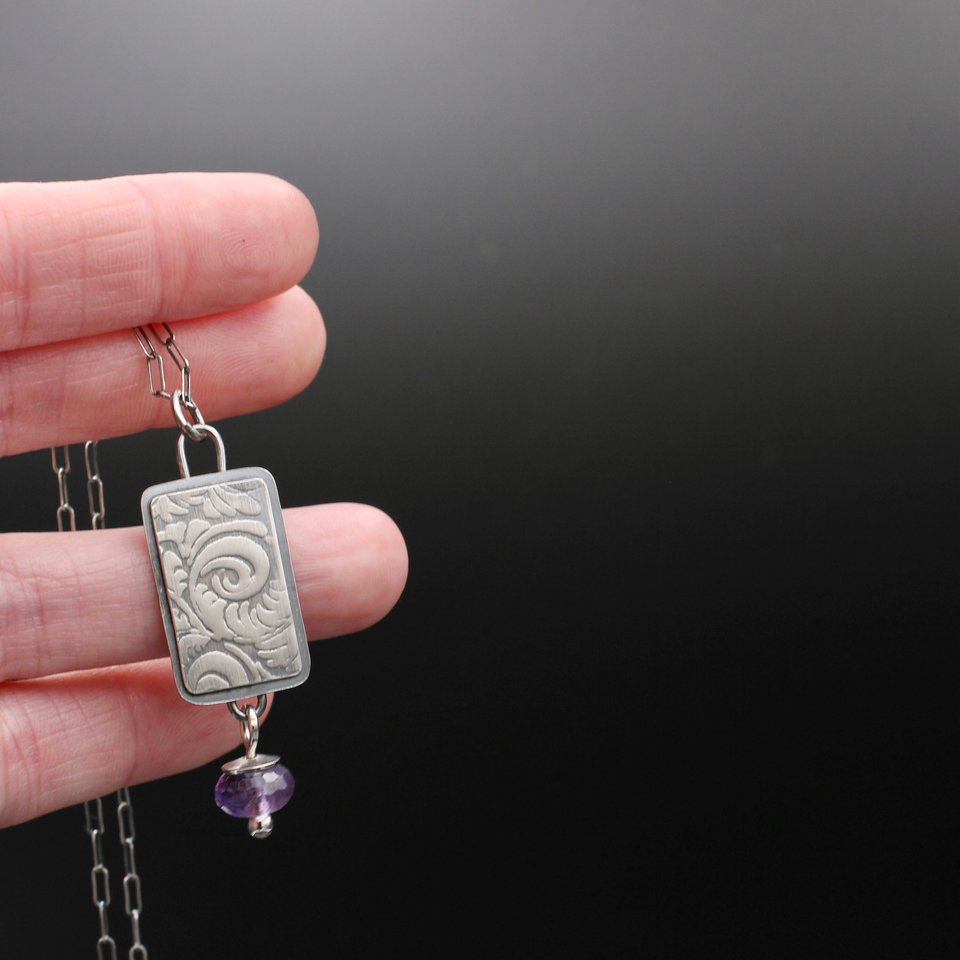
[{"xmin": 215, "ymin": 763, "xmax": 295, "ymax": 819}]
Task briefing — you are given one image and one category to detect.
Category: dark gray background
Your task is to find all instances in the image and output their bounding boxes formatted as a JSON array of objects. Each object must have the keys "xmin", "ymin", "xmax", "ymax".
[{"xmin": 2, "ymin": 2, "xmax": 960, "ymax": 956}]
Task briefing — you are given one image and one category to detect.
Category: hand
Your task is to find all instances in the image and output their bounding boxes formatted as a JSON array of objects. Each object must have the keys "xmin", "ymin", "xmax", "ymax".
[{"xmin": 0, "ymin": 172, "xmax": 408, "ymax": 828}]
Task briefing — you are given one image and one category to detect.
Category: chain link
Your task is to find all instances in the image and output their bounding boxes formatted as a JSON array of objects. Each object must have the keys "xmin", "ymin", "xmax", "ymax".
[
  {"xmin": 116, "ymin": 787, "xmax": 147, "ymax": 958},
  {"xmin": 53, "ymin": 445, "xmax": 148, "ymax": 959},
  {"xmin": 135, "ymin": 323, "xmax": 207, "ymax": 440},
  {"xmin": 84, "ymin": 440, "xmax": 106, "ymax": 530},
  {"xmin": 134, "ymin": 322, "xmax": 190, "ymax": 404},
  {"xmin": 51, "ymin": 446, "xmax": 76, "ymax": 532},
  {"xmin": 83, "ymin": 798, "xmax": 115, "ymax": 959}
]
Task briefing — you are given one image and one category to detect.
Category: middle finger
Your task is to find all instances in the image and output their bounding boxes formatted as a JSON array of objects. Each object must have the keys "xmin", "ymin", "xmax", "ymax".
[{"xmin": 0, "ymin": 286, "xmax": 324, "ymax": 457}]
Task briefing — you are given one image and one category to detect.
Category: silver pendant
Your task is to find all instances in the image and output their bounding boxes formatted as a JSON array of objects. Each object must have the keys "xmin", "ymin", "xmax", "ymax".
[{"xmin": 141, "ymin": 466, "xmax": 310, "ymax": 705}]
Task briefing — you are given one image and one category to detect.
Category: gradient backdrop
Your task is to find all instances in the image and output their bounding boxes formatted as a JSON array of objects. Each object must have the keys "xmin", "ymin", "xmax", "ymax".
[{"xmin": 2, "ymin": 2, "xmax": 960, "ymax": 956}]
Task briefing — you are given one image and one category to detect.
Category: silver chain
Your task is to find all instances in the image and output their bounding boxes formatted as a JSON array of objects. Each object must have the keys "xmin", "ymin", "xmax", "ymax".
[
  {"xmin": 51, "ymin": 443, "xmax": 149, "ymax": 959},
  {"xmin": 134, "ymin": 323, "xmax": 206, "ymax": 440},
  {"xmin": 133, "ymin": 323, "xmax": 191, "ymax": 406}
]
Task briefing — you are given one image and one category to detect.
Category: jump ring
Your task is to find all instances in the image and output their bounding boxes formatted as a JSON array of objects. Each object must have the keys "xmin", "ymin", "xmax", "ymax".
[
  {"xmin": 227, "ymin": 695, "xmax": 268, "ymax": 721},
  {"xmin": 171, "ymin": 388, "xmax": 205, "ymax": 441}
]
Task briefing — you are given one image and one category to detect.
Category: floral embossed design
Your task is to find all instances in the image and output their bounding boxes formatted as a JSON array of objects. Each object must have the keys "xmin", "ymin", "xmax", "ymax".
[{"xmin": 150, "ymin": 478, "xmax": 302, "ymax": 695}]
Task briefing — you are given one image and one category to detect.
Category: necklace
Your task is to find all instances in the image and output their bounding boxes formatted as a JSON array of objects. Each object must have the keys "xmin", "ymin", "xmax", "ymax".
[
  {"xmin": 134, "ymin": 323, "xmax": 308, "ymax": 838},
  {"xmin": 51, "ymin": 443, "xmax": 148, "ymax": 959},
  {"xmin": 53, "ymin": 321, "xmax": 312, "ymax": 955}
]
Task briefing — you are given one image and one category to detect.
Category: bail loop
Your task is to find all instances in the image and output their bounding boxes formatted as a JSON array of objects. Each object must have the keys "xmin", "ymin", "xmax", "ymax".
[
  {"xmin": 175, "ymin": 423, "xmax": 227, "ymax": 478},
  {"xmin": 240, "ymin": 705, "xmax": 260, "ymax": 759}
]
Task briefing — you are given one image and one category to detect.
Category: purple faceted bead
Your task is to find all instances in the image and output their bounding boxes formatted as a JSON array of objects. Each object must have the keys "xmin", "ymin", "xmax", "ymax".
[{"xmin": 215, "ymin": 763, "xmax": 295, "ymax": 819}]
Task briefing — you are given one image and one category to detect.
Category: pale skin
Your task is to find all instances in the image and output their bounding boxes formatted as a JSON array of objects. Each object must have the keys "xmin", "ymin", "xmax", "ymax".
[{"xmin": 0, "ymin": 172, "xmax": 409, "ymax": 828}]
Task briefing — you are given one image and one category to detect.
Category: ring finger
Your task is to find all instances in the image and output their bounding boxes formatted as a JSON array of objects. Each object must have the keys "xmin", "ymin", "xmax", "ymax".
[{"xmin": 0, "ymin": 502, "xmax": 408, "ymax": 683}]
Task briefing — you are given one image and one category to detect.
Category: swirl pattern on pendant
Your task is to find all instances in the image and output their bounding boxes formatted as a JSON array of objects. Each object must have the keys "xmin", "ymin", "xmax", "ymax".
[{"xmin": 148, "ymin": 475, "xmax": 305, "ymax": 697}]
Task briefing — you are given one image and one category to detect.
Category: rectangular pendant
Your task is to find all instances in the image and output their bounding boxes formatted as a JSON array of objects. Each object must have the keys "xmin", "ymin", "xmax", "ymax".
[{"xmin": 141, "ymin": 467, "xmax": 310, "ymax": 705}]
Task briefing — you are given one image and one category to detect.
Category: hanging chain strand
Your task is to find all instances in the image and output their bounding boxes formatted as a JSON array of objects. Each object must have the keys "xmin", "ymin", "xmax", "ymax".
[
  {"xmin": 52, "ymin": 444, "xmax": 148, "ymax": 959},
  {"xmin": 83, "ymin": 796, "xmax": 116, "ymax": 960},
  {"xmin": 85, "ymin": 441, "xmax": 149, "ymax": 959},
  {"xmin": 116, "ymin": 784, "xmax": 147, "ymax": 960}
]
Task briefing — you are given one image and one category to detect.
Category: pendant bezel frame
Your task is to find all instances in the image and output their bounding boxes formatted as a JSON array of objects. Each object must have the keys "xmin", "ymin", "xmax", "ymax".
[{"xmin": 141, "ymin": 466, "xmax": 311, "ymax": 705}]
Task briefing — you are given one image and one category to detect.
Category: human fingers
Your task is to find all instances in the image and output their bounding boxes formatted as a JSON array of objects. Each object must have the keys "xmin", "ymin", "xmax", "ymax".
[
  {"xmin": 0, "ymin": 503, "xmax": 409, "ymax": 683},
  {"xmin": 0, "ymin": 172, "xmax": 319, "ymax": 351},
  {"xmin": 0, "ymin": 659, "xmax": 267, "ymax": 828},
  {"xmin": 0, "ymin": 285, "xmax": 325, "ymax": 457}
]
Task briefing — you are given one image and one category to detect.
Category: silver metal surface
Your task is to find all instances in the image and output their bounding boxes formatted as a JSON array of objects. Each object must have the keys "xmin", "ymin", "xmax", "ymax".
[
  {"xmin": 240, "ymin": 703, "xmax": 260, "ymax": 757},
  {"xmin": 175, "ymin": 421, "xmax": 227, "ymax": 478},
  {"xmin": 220, "ymin": 753, "xmax": 281, "ymax": 774},
  {"xmin": 142, "ymin": 466, "xmax": 310, "ymax": 704},
  {"xmin": 248, "ymin": 814, "xmax": 274, "ymax": 839}
]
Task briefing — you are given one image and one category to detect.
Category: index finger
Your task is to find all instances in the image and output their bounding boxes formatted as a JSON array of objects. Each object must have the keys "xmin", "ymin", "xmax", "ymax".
[{"xmin": 0, "ymin": 172, "xmax": 319, "ymax": 351}]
